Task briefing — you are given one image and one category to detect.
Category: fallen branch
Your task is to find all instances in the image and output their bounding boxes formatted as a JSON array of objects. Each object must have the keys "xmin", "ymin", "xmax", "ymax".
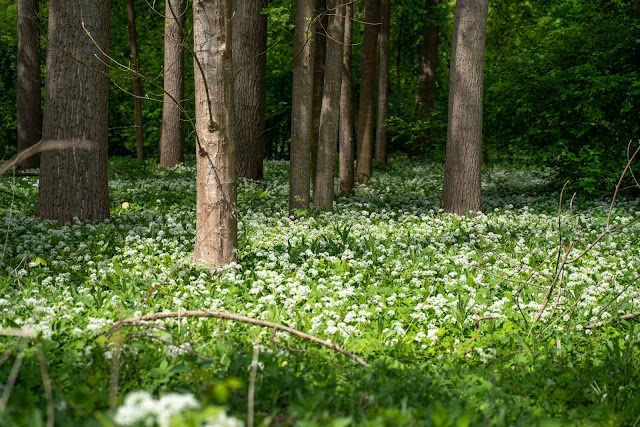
[
  {"xmin": 110, "ymin": 310, "xmax": 370, "ymax": 368},
  {"xmin": 585, "ymin": 311, "xmax": 640, "ymax": 329}
]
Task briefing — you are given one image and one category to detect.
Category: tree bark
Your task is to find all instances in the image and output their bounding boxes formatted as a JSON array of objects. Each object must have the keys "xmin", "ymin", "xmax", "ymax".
[
  {"xmin": 159, "ymin": 0, "xmax": 187, "ymax": 169},
  {"xmin": 193, "ymin": 0, "xmax": 238, "ymax": 267},
  {"xmin": 311, "ymin": 0, "xmax": 328, "ymax": 185},
  {"xmin": 127, "ymin": 0, "xmax": 145, "ymax": 163},
  {"xmin": 232, "ymin": 0, "xmax": 267, "ymax": 180},
  {"xmin": 16, "ymin": 0, "xmax": 42, "ymax": 170},
  {"xmin": 355, "ymin": 0, "xmax": 380, "ymax": 182},
  {"xmin": 37, "ymin": 0, "xmax": 110, "ymax": 223},
  {"xmin": 338, "ymin": 1, "xmax": 355, "ymax": 195},
  {"xmin": 313, "ymin": 0, "xmax": 345, "ymax": 211},
  {"xmin": 442, "ymin": 0, "xmax": 489, "ymax": 214},
  {"xmin": 374, "ymin": 0, "xmax": 390, "ymax": 165},
  {"xmin": 410, "ymin": 0, "xmax": 440, "ymax": 157},
  {"xmin": 289, "ymin": 0, "xmax": 315, "ymax": 215}
]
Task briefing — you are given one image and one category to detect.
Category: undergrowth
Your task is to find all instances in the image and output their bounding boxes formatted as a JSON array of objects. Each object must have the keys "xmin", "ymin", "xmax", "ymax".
[{"xmin": 0, "ymin": 154, "xmax": 639, "ymax": 426}]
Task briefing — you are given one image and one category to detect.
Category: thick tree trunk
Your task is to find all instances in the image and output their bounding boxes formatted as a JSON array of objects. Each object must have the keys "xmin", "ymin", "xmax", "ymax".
[
  {"xmin": 37, "ymin": 0, "xmax": 110, "ymax": 223},
  {"xmin": 442, "ymin": 0, "xmax": 489, "ymax": 214},
  {"xmin": 311, "ymin": 0, "xmax": 328, "ymax": 185},
  {"xmin": 193, "ymin": 0, "xmax": 238, "ymax": 267},
  {"xmin": 232, "ymin": 0, "xmax": 267, "ymax": 180},
  {"xmin": 355, "ymin": 0, "xmax": 380, "ymax": 182},
  {"xmin": 16, "ymin": 0, "xmax": 42, "ymax": 171},
  {"xmin": 289, "ymin": 0, "xmax": 315, "ymax": 215},
  {"xmin": 410, "ymin": 0, "xmax": 440, "ymax": 157},
  {"xmin": 338, "ymin": 1, "xmax": 355, "ymax": 195},
  {"xmin": 159, "ymin": 0, "xmax": 186, "ymax": 169},
  {"xmin": 374, "ymin": 0, "xmax": 390, "ymax": 165},
  {"xmin": 313, "ymin": 0, "xmax": 345, "ymax": 211},
  {"xmin": 127, "ymin": 0, "xmax": 145, "ymax": 163}
]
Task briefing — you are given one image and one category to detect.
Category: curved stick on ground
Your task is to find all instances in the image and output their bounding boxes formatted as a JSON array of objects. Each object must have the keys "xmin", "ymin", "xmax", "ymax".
[{"xmin": 110, "ymin": 310, "xmax": 370, "ymax": 368}]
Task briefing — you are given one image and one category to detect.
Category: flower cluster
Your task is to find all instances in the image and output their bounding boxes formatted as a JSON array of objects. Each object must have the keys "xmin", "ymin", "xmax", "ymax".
[{"xmin": 1, "ymin": 154, "xmax": 638, "ymax": 368}]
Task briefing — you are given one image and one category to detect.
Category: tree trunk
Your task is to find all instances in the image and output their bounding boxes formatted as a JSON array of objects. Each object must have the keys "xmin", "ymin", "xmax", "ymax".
[
  {"xmin": 289, "ymin": 0, "xmax": 315, "ymax": 215},
  {"xmin": 37, "ymin": 0, "xmax": 110, "ymax": 223},
  {"xmin": 395, "ymin": 5, "xmax": 404, "ymax": 93},
  {"xmin": 410, "ymin": 0, "xmax": 440, "ymax": 157},
  {"xmin": 374, "ymin": 0, "xmax": 390, "ymax": 165},
  {"xmin": 16, "ymin": 0, "xmax": 42, "ymax": 171},
  {"xmin": 193, "ymin": 0, "xmax": 238, "ymax": 267},
  {"xmin": 311, "ymin": 0, "xmax": 327, "ymax": 185},
  {"xmin": 127, "ymin": 0, "xmax": 145, "ymax": 163},
  {"xmin": 338, "ymin": 1, "xmax": 355, "ymax": 195},
  {"xmin": 313, "ymin": 0, "xmax": 345, "ymax": 211},
  {"xmin": 442, "ymin": 0, "xmax": 489, "ymax": 215},
  {"xmin": 232, "ymin": 0, "xmax": 267, "ymax": 180},
  {"xmin": 355, "ymin": 0, "xmax": 380, "ymax": 182},
  {"xmin": 159, "ymin": 0, "xmax": 187, "ymax": 169}
]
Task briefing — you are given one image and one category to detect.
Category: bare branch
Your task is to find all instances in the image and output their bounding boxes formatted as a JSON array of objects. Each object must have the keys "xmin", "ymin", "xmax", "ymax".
[
  {"xmin": 35, "ymin": 339, "xmax": 54, "ymax": 427},
  {"xmin": 109, "ymin": 335, "xmax": 123, "ymax": 415},
  {"xmin": 110, "ymin": 310, "xmax": 370, "ymax": 367},
  {"xmin": 0, "ymin": 339, "xmax": 28, "ymax": 411},
  {"xmin": 247, "ymin": 340, "xmax": 259, "ymax": 427},
  {"xmin": 529, "ymin": 240, "xmax": 573, "ymax": 335},
  {"xmin": 585, "ymin": 311, "xmax": 640, "ymax": 329}
]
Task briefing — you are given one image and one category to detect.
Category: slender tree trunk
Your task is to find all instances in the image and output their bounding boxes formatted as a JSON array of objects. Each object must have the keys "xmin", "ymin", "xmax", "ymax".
[
  {"xmin": 16, "ymin": 0, "xmax": 42, "ymax": 170},
  {"xmin": 37, "ymin": 0, "xmax": 110, "ymax": 223},
  {"xmin": 159, "ymin": 0, "xmax": 187, "ymax": 169},
  {"xmin": 193, "ymin": 0, "xmax": 238, "ymax": 267},
  {"xmin": 339, "ymin": 1, "xmax": 355, "ymax": 195},
  {"xmin": 374, "ymin": 0, "xmax": 390, "ymax": 165},
  {"xmin": 311, "ymin": 0, "xmax": 328, "ymax": 185},
  {"xmin": 233, "ymin": 0, "xmax": 267, "ymax": 180},
  {"xmin": 442, "ymin": 0, "xmax": 489, "ymax": 214},
  {"xmin": 355, "ymin": 0, "xmax": 380, "ymax": 182},
  {"xmin": 313, "ymin": 0, "xmax": 345, "ymax": 211},
  {"xmin": 410, "ymin": 0, "xmax": 440, "ymax": 157},
  {"xmin": 395, "ymin": 5, "xmax": 403, "ymax": 92},
  {"xmin": 127, "ymin": 0, "xmax": 145, "ymax": 163},
  {"xmin": 289, "ymin": 0, "xmax": 315, "ymax": 215}
]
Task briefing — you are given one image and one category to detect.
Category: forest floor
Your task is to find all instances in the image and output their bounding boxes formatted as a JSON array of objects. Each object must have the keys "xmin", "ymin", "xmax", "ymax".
[{"xmin": 1, "ymin": 154, "xmax": 639, "ymax": 426}]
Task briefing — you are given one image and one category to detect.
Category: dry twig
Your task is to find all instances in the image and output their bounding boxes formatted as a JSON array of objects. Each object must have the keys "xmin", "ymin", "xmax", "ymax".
[
  {"xmin": 247, "ymin": 340, "xmax": 259, "ymax": 427},
  {"xmin": 109, "ymin": 335, "xmax": 123, "ymax": 415},
  {"xmin": 0, "ymin": 339, "xmax": 27, "ymax": 411},
  {"xmin": 529, "ymin": 241, "xmax": 573, "ymax": 335},
  {"xmin": 35, "ymin": 339, "xmax": 54, "ymax": 427},
  {"xmin": 585, "ymin": 311, "xmax": 640, "ymax": 330}
]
